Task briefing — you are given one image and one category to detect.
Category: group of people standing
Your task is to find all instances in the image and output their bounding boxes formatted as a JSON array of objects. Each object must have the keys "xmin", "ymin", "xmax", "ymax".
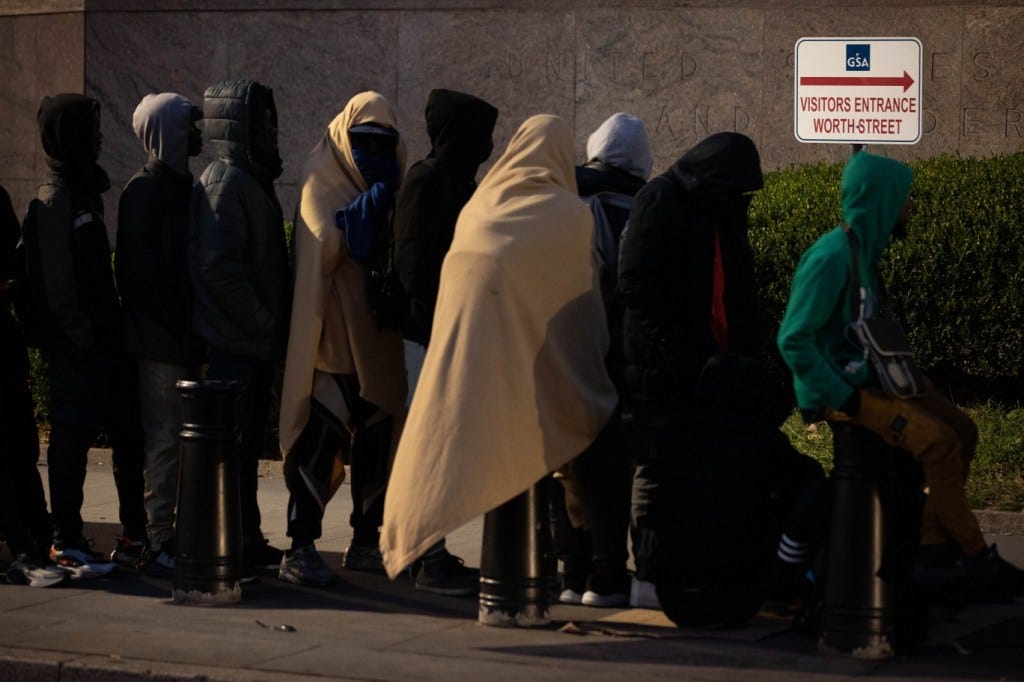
[{"xmin": 1, "ymin": 79, "xmax": 1020, "ymax": 633}]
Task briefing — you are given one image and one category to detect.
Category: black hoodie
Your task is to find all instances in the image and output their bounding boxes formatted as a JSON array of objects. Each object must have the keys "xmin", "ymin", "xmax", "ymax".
[
  {"xmin": 21, "ymin": 94, "xmax": 121, "ymax": 351},
  {"xmin": 618, "ymin": 132, "xmax": 764, "ymax": 410},
  {"xmin": 392, "ymin": 89, "xmax": 498, "ymax": 346}
]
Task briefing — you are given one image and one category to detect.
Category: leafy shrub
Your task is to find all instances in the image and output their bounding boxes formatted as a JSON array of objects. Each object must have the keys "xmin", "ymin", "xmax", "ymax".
[{"xmin": 749, "ymin": 152, "xmax": 1024, "ymax": 395}]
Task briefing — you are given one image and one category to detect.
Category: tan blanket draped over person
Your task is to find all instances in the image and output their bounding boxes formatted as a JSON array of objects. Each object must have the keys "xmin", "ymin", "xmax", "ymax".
[
  {"xmin": 279, "ymin": 91, "xmax": 408, "ymax": 503},
  {"xmin": 380, "ymin": 114, "xmax": 618, "ymax": 578}
]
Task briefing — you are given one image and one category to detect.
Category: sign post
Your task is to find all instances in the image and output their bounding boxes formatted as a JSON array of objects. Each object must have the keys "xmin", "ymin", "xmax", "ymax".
[{"xmin": 794, "ymin": 37, "xmax": 922, "ymax": 150}]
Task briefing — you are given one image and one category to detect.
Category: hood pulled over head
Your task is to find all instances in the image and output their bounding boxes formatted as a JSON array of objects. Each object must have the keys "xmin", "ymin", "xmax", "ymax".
[
  {"xmin": 132, "ymin": 92, "xmax": 199, "ymax": 177},
  {"xmin": 37, "ymin": 93, "xmax": 99, "ymax": 169},
  {"xmin": 841, "ymin": 151, "xmax": 914, "ymax": 264},
  {"xmin": 203, "ymin": 79, "xmax": 282, "ymax": 181},
  {"xmin": 669, "ymin": 132, "xmax": 763, "ymax": 194},
  {"xmin": 424, "ymin": 89, "xmax": 498, "ymax": 176},
  {"xmin": 585, "ymin": 112, "xmax": 653, "ymax": 180}
]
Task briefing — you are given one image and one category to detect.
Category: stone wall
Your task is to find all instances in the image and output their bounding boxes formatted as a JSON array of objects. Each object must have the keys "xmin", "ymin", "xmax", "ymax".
[{"xmin": 2, "ymin": 1, "xmax": 1023, "ymax": 226}]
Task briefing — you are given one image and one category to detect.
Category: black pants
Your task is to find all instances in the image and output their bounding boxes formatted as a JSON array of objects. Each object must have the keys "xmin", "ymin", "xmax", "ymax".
[
  {"xmin": 285, "ymin": 373, "xmax": 393, "ymax": 548},
  {"xmin": 206, "ymin": 348, "xmax": 274, "ymax": 547},
  {"xmin": 45, "ymin": 347, "xmax": 146, "ymax": 546},
  {"xmin": 0, "ymin": 309, "xmax": 52, "ymax": 559}
]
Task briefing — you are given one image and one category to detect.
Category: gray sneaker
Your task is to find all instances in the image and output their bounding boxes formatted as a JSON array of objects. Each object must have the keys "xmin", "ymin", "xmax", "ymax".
[
  {"xmin": 342, "ymin": 541, "xmax": 385, "ymax": 573},
  {"xmin": 279, "ymin": 545, "xmax": 334, "ymax": 587}
]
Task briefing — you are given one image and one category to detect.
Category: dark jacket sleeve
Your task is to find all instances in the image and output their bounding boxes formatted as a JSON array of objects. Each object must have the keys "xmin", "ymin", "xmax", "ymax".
[
  {"xmin": 116, "ymin": 175, "xmax": 187, "ymax": 329},
  {"xmin": 393, "ymin": 167, "xmax": 454, "ymax": 346},
  {"xmin": 619, "ymin": 180, "xmax": 692, "ymax": 379},
  {"xmin": 0, "ymin": 185, "xmax": 18, "ymax": 291},
  {"xmin": 193, "ymin": 178, "xmax": 276, "ymax": 340},
  {"xmin": 33, "ymin": 184, "xmax": 94, "ymax": 349}
]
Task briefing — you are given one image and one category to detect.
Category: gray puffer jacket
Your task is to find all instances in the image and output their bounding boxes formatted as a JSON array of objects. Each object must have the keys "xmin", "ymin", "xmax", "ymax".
[{"xmin": 188, "ymin": 79, "xmax": 291, "ymax": 362}]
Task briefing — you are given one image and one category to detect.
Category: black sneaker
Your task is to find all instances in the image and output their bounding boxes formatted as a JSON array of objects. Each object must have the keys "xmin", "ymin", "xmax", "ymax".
[
  {"xmin": 244, "ymin": 537, "xmax": 285, "ymax": 573},
  {"xmin": 7, "ymin": 553, "xmax": 67, "ymax": 588},
  {"xmin": 141, "ymin": 539, "xmax": 175, "ymax": 574},
  {"xmin": 581, "ymin": 572, "xmax": 630, "ymax": 607},
  {"xmin": 342, "ymin": 541, "xmax": 385, "ymax": 573},
  {"xmin": 958, "ymin": 544, "xmax": 1024, "ymax": 599},
  {"xmin": 109, "ymin": 535, "xmax": 147, "ymax": 568},
  {"xmin": 415, "ymin": 550, "xmax": 478, "ymax": 596}
]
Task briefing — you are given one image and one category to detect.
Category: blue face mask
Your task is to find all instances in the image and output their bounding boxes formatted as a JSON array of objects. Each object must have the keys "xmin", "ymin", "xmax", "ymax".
[{"xmin": 350, "ymin": 132, "xmax": 399, "ymax": 187}]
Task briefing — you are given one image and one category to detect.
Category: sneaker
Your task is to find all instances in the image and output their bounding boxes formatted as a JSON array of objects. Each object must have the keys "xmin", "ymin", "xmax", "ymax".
[
  {"xmin": 51, "ymin": 539, "xmax": 117, "ymax": 580},
  {"xmin": 7, "ymin": 553, "xmax": 67, "ymax": 588},
  {"xmin": 279, "ymin": 545, "xmax": 334, "ymax": 587},
  {"xmin": 958, "ymin": 544, "xmax": 1024, "ymax": 598},
  {"xmin": 342, "ymin": 541, "xmax": 385, "ymax": 573},
  {"xmin": 109, "ymin": 535, "xmax": 147, "ymax": 568},
  {"xmin": 244, "ymin": 537, "xmax": 285, "ymax": 573},
  {"xmin": 141, "ymin": 539, "xmax": 175, "ymax": 573},
  {"xmin": 414, "ymin": 550, "xmax": 478, "ymax": 596},
  {"xmin": 559, "ymin": 574, "xmax": 586, "ymax": 604},
  {"xmin": 629, "ymin": 576, "xmax": 661, "ymax": 610},
  {"xmin": 581, "ymin": 573, "xmax": 630, "ymax": 607}
]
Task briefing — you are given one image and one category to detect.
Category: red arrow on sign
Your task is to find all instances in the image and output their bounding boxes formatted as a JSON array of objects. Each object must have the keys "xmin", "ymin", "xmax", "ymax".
[{"xmin": 799, "ymin": 71, "xmax": 915, "ymax": 93}]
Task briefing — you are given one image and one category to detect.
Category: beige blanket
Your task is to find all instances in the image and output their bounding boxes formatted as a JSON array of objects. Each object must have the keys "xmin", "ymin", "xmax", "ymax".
[
  {"xmin": 380, "ymin": 114, "xmax": 617, "ymax": 577},
  {"xmin": 279, "ymin": 92, "xmax": 408, "ymax": 497}
]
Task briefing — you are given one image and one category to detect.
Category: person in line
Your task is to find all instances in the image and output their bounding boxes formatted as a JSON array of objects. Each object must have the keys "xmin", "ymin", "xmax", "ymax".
[
  {"xmin": 777, "ymin": 149, "xmax": 1023, "ymax": 598},
  {"xmin": 618, "ymin": 131, "xmax": 765, "ymax": 608},
  {"xmin": 552, "ymin": 112, "xmax": 652, "ymax": 607},
  {"xmin": 0, "ymin": 179, "xmax": 66, "ymax": 588},
  {"xmin": 190, "ymin": 79, "xmax": 292, "ymax": 577},
  {"xmin": 391, "ymin": 88, "xmax": 498, "ymax": 595},
  {"xmin": 277, "ymin": 91, "xmax": 407, "ymax": 586},
  {"xmin": 21, "ymin": 93, "xmax": 147, "ymax": 577},
  {"xmin": 116, "ymin": 93, "xmax": 206, "ymax": 572},
  {"xmin": 380, "ymin": 114, "xmax": 617, "ymax": 582}
]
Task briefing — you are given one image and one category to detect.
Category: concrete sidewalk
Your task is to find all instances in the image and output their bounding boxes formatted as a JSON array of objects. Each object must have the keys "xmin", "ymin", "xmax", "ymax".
[{"xmin": 1, "ymin": 452, "xmax": 1022, "ymax": 681}]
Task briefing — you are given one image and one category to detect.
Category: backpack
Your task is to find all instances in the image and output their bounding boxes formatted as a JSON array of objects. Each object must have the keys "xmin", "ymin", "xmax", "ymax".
[{"xmin": 583, "ymin": 191, "xmax": 634, "ymax": 282}]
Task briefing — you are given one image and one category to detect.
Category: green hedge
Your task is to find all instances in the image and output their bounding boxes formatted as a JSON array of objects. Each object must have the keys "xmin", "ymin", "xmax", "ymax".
[{"xmin": 749, "ymin": 152, "xmax": 1024, "ymax": 396}]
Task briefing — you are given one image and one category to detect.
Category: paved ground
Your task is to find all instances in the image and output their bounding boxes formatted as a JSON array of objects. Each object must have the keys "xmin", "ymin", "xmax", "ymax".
[{"xmin": 1, "ymin": 452, "xmax": 1022, "ymax": 681}]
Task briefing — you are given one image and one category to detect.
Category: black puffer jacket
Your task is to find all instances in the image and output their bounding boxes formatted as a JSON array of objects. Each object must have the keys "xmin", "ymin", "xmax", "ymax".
[
  {"xmin": 189, "ymin": 80, "xmax": 291, "ymax": 362},
  {"xmin": 21, "ymin": 94, "xmax": 122, "ymax": 352},
  {"xmin": 393, "ymin": 89, "xmax": 498, "ymax": 346},
  {"xmin": 619, "ymin": 132, "xmax": 764, "ymax": 411}
]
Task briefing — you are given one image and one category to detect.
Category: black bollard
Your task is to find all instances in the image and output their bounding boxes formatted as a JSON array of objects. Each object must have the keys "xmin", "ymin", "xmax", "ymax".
[
  {"xmin": 172, "ymin": 380, "xmax": 243, "ymax": 605},
  {"xmin": 479, "ymin": 482, "xmax": 555, "ymax": 627},
  {"xmin": 819, "ymin": 423, "xmax": 895, "ymax": 659}
]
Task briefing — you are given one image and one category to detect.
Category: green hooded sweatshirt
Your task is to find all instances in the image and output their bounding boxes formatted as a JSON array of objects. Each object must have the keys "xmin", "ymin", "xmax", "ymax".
[{"xmin": 777, "ymin": 151, "xmax": 914, "ymax": 411}]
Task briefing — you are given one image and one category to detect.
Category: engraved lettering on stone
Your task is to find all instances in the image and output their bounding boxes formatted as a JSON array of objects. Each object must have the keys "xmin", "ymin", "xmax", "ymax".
[
  {"xmin": 923, "ymin": 110, "xmax": 937, "ymax": 135},
  {"xmin": 680, "ymin": 53, "xmax": 697, "ymax": 80},
  {"xmin": 734, "ymin": 107, "xmax": 749, "ymax": 132},
  {"xmin": 972, "ymin": 52, "xmax": 994, "ymax": 80},
  {"xmin": 641, "ymin": 51, "xmax": 658, "ymax": 89},
  {"xmin": 930, "ymin": 52, "xmax": 951, "ymax": 80},
  {"xmin": 547, "ymin": 50, "xmax": 571, "ymax": 83},
  {"xmin": 1006, "ymin": 109, "xmax": 1023, "ymax": 137},
  {"xmin": 507, "ymin": 52, "xmax": 523, "ymax": 80},
  {"xmin": 656, "ymin": 104, "xmax": 676, "ymax": 138},
  {"xmin": 962, "ymin": 108, "xmax": 983, "ymax": 136},
  {"xmin": 695, "ymin": 106, "xmax": 710, "ymax": 134}
]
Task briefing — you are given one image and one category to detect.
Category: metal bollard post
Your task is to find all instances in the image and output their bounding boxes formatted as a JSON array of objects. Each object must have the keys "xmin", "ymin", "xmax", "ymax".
[
  {"xmin": 819, "ymin": 423, "xmax": 895, "ymax": 659},
  {"xmin": 172, "ymin": 380, "xmax": 243, "ymax": 606},
  {"xmin": 479, "ymin": 482, "xmax": 555, "ymax": 627}
]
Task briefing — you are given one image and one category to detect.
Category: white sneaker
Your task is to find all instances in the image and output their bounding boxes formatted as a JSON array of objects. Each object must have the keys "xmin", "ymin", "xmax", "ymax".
[
  {"xmin": 629, "ymin": 577, "xmax": 661, "ymax": 609},
  {"xmin": 559, "ymin": 587, "xmax": 583, "ymax": 604},
  {"xmin": 7, "ymin": 553, "xmax": 67, "ymax": 588}
]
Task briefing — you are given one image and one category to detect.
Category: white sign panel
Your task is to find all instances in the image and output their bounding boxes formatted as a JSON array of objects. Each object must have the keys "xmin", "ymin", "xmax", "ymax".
[{"xmin": 794, "ymin": 37, "xmax": 922, "ymax": 144}]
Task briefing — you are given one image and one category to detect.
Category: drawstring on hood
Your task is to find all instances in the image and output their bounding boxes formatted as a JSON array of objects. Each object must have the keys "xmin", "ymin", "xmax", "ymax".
[
  {"xmin": 132, "ymin": 92, "xmax": 198, "ymax": 178},
  {"xmin": 37, "ymin": 93, "xmax": 110, "ymax": 194},
  {"xmin": 585, "ymin": 112, "xmax": 653, "ymax": 180},
  {"xmin": 424, "ymin": 89, "xmax": 498, "ymax": 179},
  {"xmin": 841, "ymin": 150, "xmax": 915, "ymax": 267}
]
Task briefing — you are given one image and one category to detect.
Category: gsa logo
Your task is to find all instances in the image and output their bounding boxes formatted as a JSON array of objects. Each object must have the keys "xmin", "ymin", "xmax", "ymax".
[{"xmin": 846, "ymin": 44, "xmax": 871, "ymax": 71}]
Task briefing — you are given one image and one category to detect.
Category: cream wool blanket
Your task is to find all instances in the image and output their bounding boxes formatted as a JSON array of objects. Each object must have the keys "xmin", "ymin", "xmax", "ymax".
[
  {"xmin": 279, "ymin": 92, "xmax": 407, "ymax": 495},
  {"xmin": 381, "ymin": 115, "xmax": 618, "ymax": 577}
]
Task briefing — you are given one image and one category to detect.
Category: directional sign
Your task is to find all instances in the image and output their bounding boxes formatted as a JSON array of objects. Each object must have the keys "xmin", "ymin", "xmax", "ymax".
[{"xmin": 794, "ymin": 37, "xmax": 922, "ymax": 144}]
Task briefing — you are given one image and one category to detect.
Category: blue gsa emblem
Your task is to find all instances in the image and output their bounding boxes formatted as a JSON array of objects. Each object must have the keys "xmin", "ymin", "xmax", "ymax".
[{"xmin": 846, "ymin": 44, "xmax": 870, "ymax": 71}]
